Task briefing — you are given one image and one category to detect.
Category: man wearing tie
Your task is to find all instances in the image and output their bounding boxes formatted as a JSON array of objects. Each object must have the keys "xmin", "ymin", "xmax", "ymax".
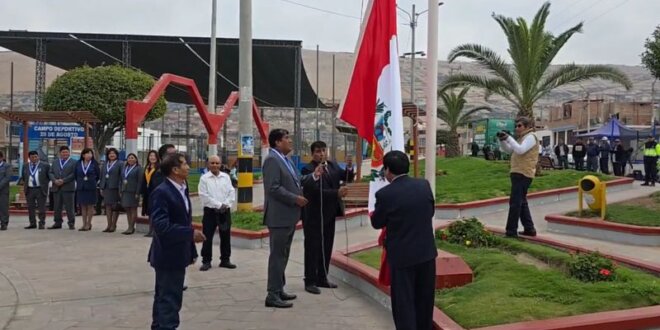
[
  {"xmin": 262, "ymin": 128, "xmax": 320, "ymax": 308},
  {"xmin": 0, "ymin": 151, "xmax": 12, "ymax": 231},
  {"xmin": 23, "ymin": 151, "xmax": 50, "ymax": 230},
  {"xmin": 148, "ymin": 153, "xmax": 205, "ymax": 329},
  {"xmin": 48, "ymin": 146, "xmax": 77, "ymax": 230}
]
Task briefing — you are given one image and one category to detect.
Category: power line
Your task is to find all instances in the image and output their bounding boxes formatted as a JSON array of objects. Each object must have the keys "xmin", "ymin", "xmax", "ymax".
[
  {"xmin": 550, "ymin": 0, "xmax": 604, "ymax": 31},
  {"xmin": 278, "ymin": 0, "xmax": 362, "ymax": 20},
  {"xmin": 586, "ymin": 0, "xmax": 632, "ymax": 25},
  {"xmin": 552, "ymin": 0, "xmax": 588, "ymax": 19}
]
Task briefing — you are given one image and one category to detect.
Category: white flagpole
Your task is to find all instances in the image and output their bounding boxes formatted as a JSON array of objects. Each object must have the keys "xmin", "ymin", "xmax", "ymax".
[{"xmin": 425, "ymin": 1, "xmax": 441, "ymax": 196}]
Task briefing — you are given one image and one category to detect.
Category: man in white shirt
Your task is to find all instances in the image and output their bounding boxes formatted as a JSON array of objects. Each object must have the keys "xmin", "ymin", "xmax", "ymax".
[{"xmin": 198, "ymin": 155, "xmax": 237, "ymax": 271}]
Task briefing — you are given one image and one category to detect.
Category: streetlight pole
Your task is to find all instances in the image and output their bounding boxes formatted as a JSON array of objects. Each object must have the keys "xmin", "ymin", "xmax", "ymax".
[
  {"xmin": 238, "ymin": 0, "xmax": 254, "ymax": 211},
  {"xmin": 208, "ymin": 0, "xmax": 218, "ymax": 157}
]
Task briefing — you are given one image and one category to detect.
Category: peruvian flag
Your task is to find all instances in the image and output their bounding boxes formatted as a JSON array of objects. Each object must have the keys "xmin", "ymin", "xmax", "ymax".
[
  {"xmin": 337, "ymin": 0, "xmax": 405, "ymax": 212},
  {"xmin": 337, "ymin": 0, "xmax": 404, "ymax": 287}
]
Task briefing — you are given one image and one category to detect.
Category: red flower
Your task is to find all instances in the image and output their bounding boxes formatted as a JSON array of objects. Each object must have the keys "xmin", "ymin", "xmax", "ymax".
[
  {"xmin": 599, "ymin": 269, "xmax": 611, "ymax": 276},
  {"xmin": 441, "ymin": 234, "xmax": 448, "ymax": 241}
]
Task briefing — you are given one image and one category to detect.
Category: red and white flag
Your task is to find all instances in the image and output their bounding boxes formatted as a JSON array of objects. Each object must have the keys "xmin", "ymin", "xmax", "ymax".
[{"xmin": 337, "ymin": 0, "xmax": 404, "ymax": 213}]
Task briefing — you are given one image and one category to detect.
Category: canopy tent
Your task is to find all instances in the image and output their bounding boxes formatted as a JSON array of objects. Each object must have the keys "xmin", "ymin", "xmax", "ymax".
[
  {"xmin": 0, "ymin": 30, "xmax": 325, "ymax": 108},
  {"xmin": 577, "ymin": 117, "xmax": 641, "ymax": 139}
]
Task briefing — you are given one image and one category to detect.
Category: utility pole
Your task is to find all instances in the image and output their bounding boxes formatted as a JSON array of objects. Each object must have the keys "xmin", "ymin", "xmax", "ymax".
[
  {"xmin": 207, "ymin": 0, "xmax": 218, "ymax": 157},
  {"xmin": 410, "ymin": 4, "xmax": 417, "ymax": 103},
  {"xmin": 315, "ymin": 44, "xmax": 320, "ymax": 141},
  {"xmin": 425, "ymin": 1, "xmax": 442, "ymax": 195},
  {"xmin": 237, "ymin": 0, "xmax": 254, "ymax": 211}
]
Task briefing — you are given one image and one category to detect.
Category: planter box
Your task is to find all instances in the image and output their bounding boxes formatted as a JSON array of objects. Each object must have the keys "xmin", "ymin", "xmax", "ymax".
[
  {"xmin": 332, "ymin": 223, "xmax": 660, "ymax": 330},
  {"xmin": 546, "ymin": 214, "xmax": 660, "ymax": 246},
  {"xmin": 136, "ymin": 208, "xmax": 371, "ymax": 249},
  {"xmin": 434, "ymin": 178, "xmax": 634, "ymax": 219}
]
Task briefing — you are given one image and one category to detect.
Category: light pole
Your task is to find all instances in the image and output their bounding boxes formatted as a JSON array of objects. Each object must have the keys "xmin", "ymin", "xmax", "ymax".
[
  {"xmin": 208, "ymin": 0, "xmax": 218, "ymax": 156},
  {"xmin": 424, "ymin": 1, "xmax": 443, "ymax": 195},
  {"xmin": 579, "ymin": 84, "xmax": 591, "ymax": 132}
]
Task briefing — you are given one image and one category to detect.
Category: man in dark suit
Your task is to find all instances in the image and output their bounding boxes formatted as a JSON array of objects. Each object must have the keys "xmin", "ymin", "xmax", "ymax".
[
  {"xmin": 371, "ymin": 150, "xmax": 437, "ymax": 330},
  {"xmin": 23, "ymin": 151, "xmax": 50, "ymax": 230},
  {"xmin": 48, "ymin": 146, "xmax": 77, "ymax": 230},
  {"xmin": 262, "ymin": 128, "xmax": 319, "ymax": 308},
  {"xmin": 301, "ymin": 141, "xmax": 350, "ymax": 294},
  {"xmin": 148, "ymin": 152, "xmax": 205, "ymax": 330},
  {"xmin": 0, "ymin": 151, "xmax": 11, "ymax": 231}
]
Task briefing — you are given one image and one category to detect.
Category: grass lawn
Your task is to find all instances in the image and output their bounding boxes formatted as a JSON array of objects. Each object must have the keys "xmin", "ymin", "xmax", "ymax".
[
  {"xmin": 567, "ymin": 192, "xmax": 660, "ymax": 227},
  {"xmin": 186, "ymin": 173, "xmax": 201, "ymax": 193},
  {"xmin": 192, "ymin": 211, "xmax": 264, "ymax": 231},
  {"xmin": 416, "ymin": 157, "xmax": 612, "ymax": 203},
  {"xmin": 352, "ymin": 238, "xmax": 660, "ymax": 328}
]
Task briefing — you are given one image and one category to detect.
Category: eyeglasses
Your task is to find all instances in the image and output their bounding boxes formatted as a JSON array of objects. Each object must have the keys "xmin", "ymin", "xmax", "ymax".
[{"xmin": 516, "ymin": 124, "xmax": 524, "ymax": 128}]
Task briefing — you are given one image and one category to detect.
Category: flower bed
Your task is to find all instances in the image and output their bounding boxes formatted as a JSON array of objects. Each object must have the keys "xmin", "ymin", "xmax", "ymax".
[{"xmin": 333, "ymin": 219, "xmax": 660, "ymax": 330}]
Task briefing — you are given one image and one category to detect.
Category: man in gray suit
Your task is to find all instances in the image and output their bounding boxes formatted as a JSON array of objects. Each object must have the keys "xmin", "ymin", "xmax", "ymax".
[
  {"xmin": 0, "ymin": 151, "xmax": 12, "ymax": 231},
  {"xmin": 262, "ymin": 128, "xmax": 321, "ymax": 308},
  {"xmin": 48, "ymin": 146, "xmax": 77, "ymax": 230},
  {"xmin": 23, "ymin": 151, "xmax": 50, "ymax": 230}
]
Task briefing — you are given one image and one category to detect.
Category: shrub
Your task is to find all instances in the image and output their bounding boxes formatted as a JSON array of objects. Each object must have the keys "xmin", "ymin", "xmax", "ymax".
[
  {"xmin": 440, "ymin": 218, "xmax": 497, "ymax": 248},
  {"xmin": 569, "ymin": 252, "xmax": 617, "ymax": 282}
]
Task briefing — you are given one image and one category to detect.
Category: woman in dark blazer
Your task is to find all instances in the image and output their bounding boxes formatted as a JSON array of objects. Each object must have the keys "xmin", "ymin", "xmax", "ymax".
[
  {"xmin": 140, "ymin": 150, "xmax": 162, "ymax": 237},
  {"xmin": 120, "ymin": 153, "xmax": 143, "ymax": 235},
  {"xmin": 75, "ymin": 148, "xmax": 100, "ymax": 231},
  {"xmin": 99, "ymin": 148, "xmax": 123, "ymax": 233}
]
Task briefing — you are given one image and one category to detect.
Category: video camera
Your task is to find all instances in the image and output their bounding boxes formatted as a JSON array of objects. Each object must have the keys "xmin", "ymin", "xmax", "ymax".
[{"xmin": 496, "ymin": 130, "xmax": 512, "ymax": 139}]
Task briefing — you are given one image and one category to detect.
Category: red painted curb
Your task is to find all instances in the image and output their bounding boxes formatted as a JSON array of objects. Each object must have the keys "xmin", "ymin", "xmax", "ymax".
[
  {"xmin": 545, "ymin": 214, "xmax": 660, "ymax": 235},
  {"xmin": 333, "ymin": 223, "xmax": 660, "ymax": 330},
  {"xmin": 435, "ymin": 177, "xmax": 633, "ymax": 209}
]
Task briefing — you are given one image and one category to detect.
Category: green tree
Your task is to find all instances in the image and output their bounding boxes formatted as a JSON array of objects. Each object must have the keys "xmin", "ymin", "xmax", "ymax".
[
  {"xmin": 438, "ymin": 87, "xmax": 491, "ymax": 157},
  {"xmin": 443, "ymin": 2, "xmax": 632, "ymax": 118},
  {"xmin": 641, "ymin": 25, "xmax": 660, "ymax": 120},
  {"xmin": 43, "ymin": 65, "xmax": 166, "ymax": 157}
]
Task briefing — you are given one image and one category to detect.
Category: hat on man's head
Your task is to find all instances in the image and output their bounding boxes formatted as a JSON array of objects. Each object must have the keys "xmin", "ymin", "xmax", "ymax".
[
  {"xmin": 615, "ymin": 138, "xmax": 621, "ymax": 142},
  {"xmin": 601, "ymin": 136, "xmax": 609, "ymax": 141}
]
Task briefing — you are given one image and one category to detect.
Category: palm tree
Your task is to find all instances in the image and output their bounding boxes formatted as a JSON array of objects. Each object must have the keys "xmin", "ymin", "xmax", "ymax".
[
  {"xmin": 438, "ymin": 87, "xmax": 491, "ymax": 157},
  {"xmin": 442, "ymin": 2, "xmax": 632, "ymax": 118}
]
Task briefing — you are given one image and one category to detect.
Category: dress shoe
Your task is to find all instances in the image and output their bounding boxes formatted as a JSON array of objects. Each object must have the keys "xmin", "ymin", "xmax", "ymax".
[
  {"xmin": 219, "ymin": 261, "xmax": 237, "ymax": 269},
  {"xmin": 0, "ymin": 224, "xmax": 7, "ymax": 231},
  {"xmin": 280, "ymin": 291, "xmax": 297, "ymax": 301},
  {"xmin": 122, "ymin": 229, "xmax": 135, "ymax": 235},
  {"xmin": 38, "ymin": 224, "xmax": 45, "ymax": 230},
  {"xmin": 199, "ymin": 263, "xmax": 212, "ymax": 271},
  {"xmin": 305, "ymin": 285, "xmax": 321, "ymax": 295},
  {"xmin": 78, "ymin": 227, "xmax": 88, "ymax": 232},
  {"xmin": 144, "ymin": 232, "xmax": 153, "ymax": 237},
  {"xmin": 47, "ymin": 224, "xmax": 62, "ymax": 230},
  {"xmin": 504, "ymin": 233, "xmax": 519, "ymax": 238},
  {"xmin": 183, "ymin": 285, "xmax": 188, "ymax": 291},
  {"xmin": 265, "ymin": 295, "xmax": 293, "ymax": 308},
  {"xmin": 24, "ymin": 224, "xmax": 37, "ymax": 229},
  {"xmin": 518, "ymin": 231, "xmax": 537, "ymax": 237},
  {"xmin": 317, "ymin": 281, "xmax": 338, "ymax": 289},
  {"xmin": 68, "ymin": 224, "xmax": 75, "ymax": 230},
  {"xmin": 641, "ymin": 183, "xmax": 650, "ymax": 186}
]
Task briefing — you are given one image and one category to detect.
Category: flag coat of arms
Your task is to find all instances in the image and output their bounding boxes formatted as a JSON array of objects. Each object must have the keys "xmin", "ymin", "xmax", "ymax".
[{"xmin": 337, "ymin": 0, "xmax": 404, "ymax": 286}]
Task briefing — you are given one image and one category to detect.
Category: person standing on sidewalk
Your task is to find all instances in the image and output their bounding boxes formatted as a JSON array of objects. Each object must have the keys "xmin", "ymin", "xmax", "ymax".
[
  {"xmin": 48, "ymin": 146, "xmax": 77, "ymax": 230},
  {"xmin": 198, "ymin": 155, "xmax": 236, "ymax": 271},
  {"xmin": 599, "ymin": 137, "xmax": 611, "ymax": 175},
  {"xmin": 572, "ymin": 138, "xmax": 586, "ymax": 171},
  {"xmin": 99, "ymin": 148, "xmax": 123, "ymax": 233},
  {"xmin": 498, "ymin": 116, "xmax": 539, "ymax": 238},
  {"xmin": 23, "ymin": 151, "xmax": 49, "ymax": 230},
  {"xmin": 554, "ymin": 139, "xmax": 569, "ymax": 169},
  {"xmin": 0, "ymin": 152, "xmax": 12, "ymax": 231},
  {"xmin": 148, "ymin": 153, "xmax": 205, "ymax": 330},
  {"xmin": 74, "ymin": 148, "xmax": 100, "ymax": 231},
  {"xmin": 140, "ymin": 150, "xmax": 161, "ymax": 237},
  {"xmin": 370, "ymin": 150, "xmax": 437, "ymax": 330},
  {"xmin": 120, "ymin": 153, "xmax": 142, "ymax": 235},
  {"xmin": 586, "ymin": 137, "xmax": 599, "ymax": 172},
  {"xmin": 612, "ymin": 139, "xmax": 626, "ymax": 177},
  {"xmin": 642, "ymin": 135, "xmax": 659, "ymax": 186}
]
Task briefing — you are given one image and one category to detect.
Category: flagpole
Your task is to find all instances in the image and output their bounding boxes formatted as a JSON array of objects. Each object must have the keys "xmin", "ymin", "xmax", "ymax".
[{"xmin": 425, "ymin": 1, "xmax": 442, "ymax": 195}]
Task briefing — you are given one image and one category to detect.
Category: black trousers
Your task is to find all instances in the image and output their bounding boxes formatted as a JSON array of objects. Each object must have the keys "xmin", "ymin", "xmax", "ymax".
[
  {"xmin": 303, "ymin": 214, "xmax": 336, "ymax": 286},
  {"xmin": 267, "ymin": 226, "xmax": 296, "ymax": 295},
  {"xmin": 26, "ymin": 187, "xmax": 47, "ymax": 226},
  {"xmin": 574, "ymin": 157, "xmax": 584, "ymax": 171},
  {"xmin": 53, "ymin": 191, "xmax": 75, "ymax": 226},
  {"xmin": 200, "ymin": 208, "xmax": 231, "ymax": 264},
  {"xmin": 587, "ymin": 156, "xmax": 599, "ymax": 172},
  {"xmin": 644, "ymin": 156, "xmax": 658, "ymax": 184},
  {"xmin": 151, "ymin": 268, "xmax": 185, "ymax": 330},
  {"xmin": 506, "ymin": 173, "xmax": 535, "ymax": 236},
  {"xmin": 613, "ymin": 161, "xmax": 624, "ymax": 176},
  {"xmin": 599, "ymin": 157, "xmax": 610, "ymax": 174},
  {"xmin": 558, "ymin": 155, "xmax": 568, "ymax": 169},
  {"xmin": 390, "ymin": 258, "xmax": 436, "ymax": 330}
]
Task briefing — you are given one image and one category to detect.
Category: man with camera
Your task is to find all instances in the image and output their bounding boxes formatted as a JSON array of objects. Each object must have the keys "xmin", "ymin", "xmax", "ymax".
[{"xmin": 497, "ymin": 117, "xmax": 539, "ymax": 238}]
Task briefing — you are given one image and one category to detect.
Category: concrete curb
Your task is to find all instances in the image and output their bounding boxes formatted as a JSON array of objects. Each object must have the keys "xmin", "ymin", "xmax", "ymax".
[{"xmin": 546, "ymin": 214, "xmax": 660, "ymax": 246}]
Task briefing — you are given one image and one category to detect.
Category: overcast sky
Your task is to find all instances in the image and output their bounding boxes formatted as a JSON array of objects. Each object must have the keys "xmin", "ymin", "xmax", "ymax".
[{"xmin": 0, "ymin": 0, "xmax": 658, "ymax": 66}]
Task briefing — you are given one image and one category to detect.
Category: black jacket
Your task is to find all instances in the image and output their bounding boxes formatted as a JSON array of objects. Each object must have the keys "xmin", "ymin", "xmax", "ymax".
[
  {"xmin": 554, "ymin": 144, "xmax": 569, "ymax": 158},
  {"xmin": 613, "ymin": 144, "xmax": 626, "ymax": 163},
  {"xmin": 371, "ymin": 175, "xmax": 437, "ymax": 269},
  {"xmin": 586, "ymin": 142, "xmax": 599, "ymax": 157},
  {"xmin": 572, "ymin": 142, "xmax": 586, "ymax": 158},
  {"xmin": 301, "ymin": 160, "xmax": 348, "ymax": 224},
  {"xmin": 599, "ymin": 142, "xmax": 611, "ymax": 158}
]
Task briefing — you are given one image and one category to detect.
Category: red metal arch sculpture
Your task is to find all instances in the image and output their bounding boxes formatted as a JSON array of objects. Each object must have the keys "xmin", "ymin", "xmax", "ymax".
[{"xmin": 125, "ymin": 73, "xmax": 268, "ymax": 154}]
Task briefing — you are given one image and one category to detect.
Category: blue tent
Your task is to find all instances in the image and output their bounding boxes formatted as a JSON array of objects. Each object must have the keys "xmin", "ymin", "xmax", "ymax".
[{"xmin": 577, "ymin": 118, "xmax": 640, "ymax": 139}]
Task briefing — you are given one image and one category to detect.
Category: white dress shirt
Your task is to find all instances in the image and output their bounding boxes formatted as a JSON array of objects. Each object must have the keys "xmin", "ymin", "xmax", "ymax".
[
  {"xmin": 167, "ymin": 178, "xmax": 190, "ymax": 212},
  {"xmin": 500, "ymin": 134, "xmax": 537, "ymax": 155},
  {"xmin": 28, "ymin": 162, "xmax": 41, "ymax": 187},
  {"xmin": 198, "ymin": 171, "xmax": 235, "ymax": 210}
]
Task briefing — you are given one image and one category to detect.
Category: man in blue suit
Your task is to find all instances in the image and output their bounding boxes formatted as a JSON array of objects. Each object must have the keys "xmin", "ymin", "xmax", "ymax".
[{"xmin": 148, "ymin": 153, "xmax": 206, "ymax": 330}]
